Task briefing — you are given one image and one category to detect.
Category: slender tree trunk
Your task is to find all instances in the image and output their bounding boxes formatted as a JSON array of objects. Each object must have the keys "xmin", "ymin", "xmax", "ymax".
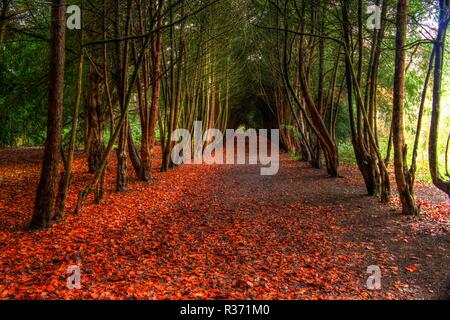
[
  {"xmin": 445, "ymin": 134, "xmax": 450, "ymax": 178},
  {"xmin": 429, "ymin": 0, "xmax": 450, "ymax": 196},
  {"xmin": 148, "ymin": 0, "xmax": 164, "ymax": 175},
  {"xmin": 342, "ymin": 0, "xmax": 376, "ymax": 196},
  {"xmin": 410, "ymin": 49, "xmax": 435, "ymax": 184},
  {"xmin": 116, "ymin": 0, "xmax": 132, "ymax": 192},
  {"xmin": 312, "ymin": 5, "xmax": 325, "ymax": 170},
  {"xmin": 136, "ymin": 0, "xmax": 150, "ymax": 181},
  {"xmin": 127, "ymin": 119, "xmax": 142, "ymax": 178},
  {"xmin": 30, "ymin": 0, "xmax": 66, "ymax": 229},
  {"xmin": 0, "ymin": 0, "xmax": 10, "ymax": 49},
  {"xmin": 86, "ymin": 69, "xmax": 105, "ymax": 174},
  {"xmin": 55, "ymin": 48, "xmax": 85, "ymax": 220},
  {"xmin": 286, "ymin": 2, "xmax": 339, "ymax": 177},
  {"xmin": 392, "ymin": 0, "xmax": 418, "ymax": 214}
]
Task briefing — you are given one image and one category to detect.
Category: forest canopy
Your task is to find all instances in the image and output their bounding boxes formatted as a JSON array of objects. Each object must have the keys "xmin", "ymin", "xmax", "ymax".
[
  {"xmin": 0, "ymin": 0, "xmax": 449, "ymax": 223},
  {"xmin": 0, "ymin": 0, "xmax": 450, "ymax": 303}
]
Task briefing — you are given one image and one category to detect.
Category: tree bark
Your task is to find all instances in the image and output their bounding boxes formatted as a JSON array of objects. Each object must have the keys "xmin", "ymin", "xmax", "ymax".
[
  {"xmin": 0, "ymin": 0, "xmax": 10, "ymax": 49},
  {"xmin": 148, "ymin": 0, "xmax": 164, "ymax": 175},
  {"xmin": 392, "ymin": 0, "xmax": 418, "ymax": 214},
  {"xmin": 31, "ymin": 0, "xmax": 66, "ymax": 229},
  {"xmin": 429, "ymin": 0, "xmax": 450, "ymax": 197},
  {"xmin": 55, "ymin": 48, "xmax": 84, "ymax": 220}
]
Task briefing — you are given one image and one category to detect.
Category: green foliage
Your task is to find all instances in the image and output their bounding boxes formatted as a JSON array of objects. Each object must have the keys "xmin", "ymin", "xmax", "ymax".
[
  {"xmin": 334, "ymin": 102, "xmax": 352, "ymax": 143},
  {"xmin": 0, "ymin": 39, "xmax": 49, "ymax": 146}
]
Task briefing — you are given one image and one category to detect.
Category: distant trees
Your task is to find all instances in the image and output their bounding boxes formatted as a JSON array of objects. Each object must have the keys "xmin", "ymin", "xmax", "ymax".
[
  {"xmin": 253, "ymin": 0, "xmax": 447, "ymax": 212},
  {"xmin": 256, "ymin": 0, "xmax": 390, "ymax": 189},
  {"xmin": 259, "ymin": 0, "xmax": 341, "ymax": 177},
  {"xmin": 72, "ymin": 0, "xmax": 240, "ymax": 213}
]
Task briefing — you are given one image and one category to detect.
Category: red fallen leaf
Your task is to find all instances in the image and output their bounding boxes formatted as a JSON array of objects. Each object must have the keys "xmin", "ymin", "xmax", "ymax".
[
  {"xmin": 46, "ymin": 285, "xmax": 56, "ymax": 292},
  {"xmin": 405, "ymin": 266, "xmax": 417, "ymax": 272},
  {"xmin": 0, "ymin": 147, "xmax": 448, "ymax": 301},
  {"xmin": 90, "ymin": 292, "xmax": 100, "ymax": 299}
]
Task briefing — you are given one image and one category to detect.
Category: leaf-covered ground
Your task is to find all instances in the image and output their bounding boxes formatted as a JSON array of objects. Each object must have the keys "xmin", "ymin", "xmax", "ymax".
[{"xmin": 0, "ymin": 148, "xmax": 449, "ymax": 300}]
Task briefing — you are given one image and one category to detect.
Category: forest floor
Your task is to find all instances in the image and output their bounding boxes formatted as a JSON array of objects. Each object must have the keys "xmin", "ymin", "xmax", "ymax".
[{"xmin": 0, "ymin": 147, "xmax": 449, "ymax": 300}]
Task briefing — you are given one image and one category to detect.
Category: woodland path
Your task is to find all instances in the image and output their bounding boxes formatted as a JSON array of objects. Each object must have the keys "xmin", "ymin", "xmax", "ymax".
[{"xmin": 0, "ymin": 148, "xmax": 449, "ymax": 299}]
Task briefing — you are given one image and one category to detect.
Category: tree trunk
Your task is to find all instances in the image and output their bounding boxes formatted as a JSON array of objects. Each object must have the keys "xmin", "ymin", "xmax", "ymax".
[
  {"xmin": 0, "ymin": 0, "xmax": 10, "ymax": 49},
  {"xmin": 342, "ymin": 0, "xmax": 377, "ymax": 196},
  {"xmin": 55, "ymin": 48, "xmax": 85, "ymax": 220},
  {"xmin": 135, "ymin": 0, "xmax": 150, "ymax": 181},
  {"xmin": 392, "ymin": 0, "xmax": 418, "ymax": 214},
  {"xmin": 30, "ymin": 0, "xmax": 66, "ymax": 229},
  {"xmin": 128, "ymin": 120, "xmax": 142, "ymax": 178},
  {"xmin": 148, "ymin": 1, "xmax": 164, "ymax": 174},
  {"xmin": 429, "ymin": 0, "xmax": 450, "ymax": 196},
  {"xmin": 283, "ymin": 2, "xmax": 339, "ymax": 177},
  {"xmin": 86, "ymin": 69, "xmax": 105, "ymax": 174},
  {"xmin": 116, "ymin": 0, "xmax": 132, "ymax": 192},
  {"xmin": 410, "ymin": 49, "xmax": 435, "ymax": 184}
]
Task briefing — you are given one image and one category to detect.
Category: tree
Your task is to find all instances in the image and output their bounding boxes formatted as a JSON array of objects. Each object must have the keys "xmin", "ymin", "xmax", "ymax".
[
  {"xmin": 147, "ymin": 0, "xmax": 164, "ymax": 178},
  {"xmin": 0, "ymin": 0, "xmax": 11, "ymax": 48},
  {"xmin": 392, "ymin": 0, "xmax": 419, "ymax": 215},
  {"xmin": 341, "ymin": 0, "xmax": 391, "ymax": 202},
  {"xmin": 30, "ymin": 0, "xmax": 66, "ymax": 229},
  {"xmin": 429, "ymin": 0, "xmax": 450, "ymax": 197}
]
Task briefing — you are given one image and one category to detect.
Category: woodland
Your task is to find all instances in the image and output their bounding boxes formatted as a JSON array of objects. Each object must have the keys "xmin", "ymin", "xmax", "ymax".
[{"xmin": 0, "ymin": 0, "xmax": 449, "ymax": 300}]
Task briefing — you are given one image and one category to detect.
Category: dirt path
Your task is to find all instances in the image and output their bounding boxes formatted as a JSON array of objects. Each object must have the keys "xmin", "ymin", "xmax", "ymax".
[{"xmin": 0, "ymin": 148, "xmax": 449, "ymax": 299}]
